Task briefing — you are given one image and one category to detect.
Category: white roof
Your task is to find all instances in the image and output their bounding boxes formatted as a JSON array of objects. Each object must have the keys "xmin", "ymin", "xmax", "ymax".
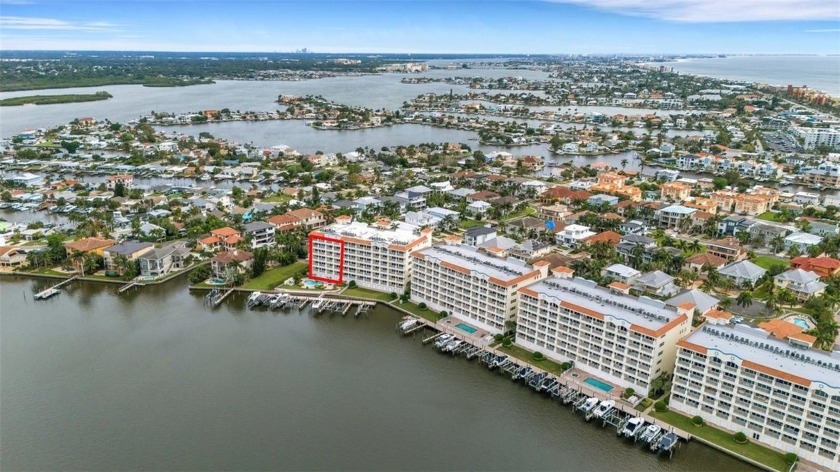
[
  {"xmin": 604, "ymin": 263, "xmax": 641, "ymax": 278},
  {"xmin": 687, "ymin": 324, "xmax": 840, "ymax": 388},
  {"xmin": 419, "ymin": 244, "xmax": 531, "ymax": 282},
  {"xmin": 323, "ymin": 221, "xmax": 420, "ymax": 246},
  {"xmin": 785, "ymin": 232, "xmax": 822, "ymax": 245}
]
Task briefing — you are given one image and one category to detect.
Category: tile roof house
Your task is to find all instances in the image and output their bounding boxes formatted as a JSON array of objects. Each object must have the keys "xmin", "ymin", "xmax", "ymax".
[
  {"xmin": 790, "ymin": 256, "xmax": 840, "ymax": 278},
  {"xmin": 706, "ymin": 237, "xmax": 746, "ymax": 261},
  {"xmin": 684, "ymin": 252, "xmax": 728, "ymax": 272},
  {"xmin": 210, "ymin": 249, "xmax": 254, "ymax": 277}
]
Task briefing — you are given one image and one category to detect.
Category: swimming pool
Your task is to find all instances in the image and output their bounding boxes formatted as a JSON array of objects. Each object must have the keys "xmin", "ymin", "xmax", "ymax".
[
  {"xmin": 583, "ymin": 377, "xmax": 614, "ymax": 392},
  {"xmin": 792, "ymin": 318, "xmax": 809, "ymax": 329},
  {"xmin": 455, "ymin": 323, "xmax": 478, "ymax": 334},
  {"xmin": 303, "ymin": 280, "xmax": 322, "ymax": 288}
]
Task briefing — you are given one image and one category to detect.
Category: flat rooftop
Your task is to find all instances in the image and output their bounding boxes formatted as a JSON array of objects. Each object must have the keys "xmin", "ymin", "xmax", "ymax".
[
  {"xmin": 418, "ymin": 244, "xmax": 531, "ymax": 281},
  {"xmin": 322, "ymin": 221, "xmax": 420, "ymax": 246},
  {"xmin": 525, "ymin": 276, "xmax": 680, "ymax": 330},
  {"xmin": 686, "ymin": 324, "xmax": 840, "ymax": 388}
]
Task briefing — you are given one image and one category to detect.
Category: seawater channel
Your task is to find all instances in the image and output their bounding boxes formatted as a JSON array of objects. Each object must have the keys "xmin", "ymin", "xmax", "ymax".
[{"xmin": 1, "ymin": 276, "xmax": 755, "ymax": 470}]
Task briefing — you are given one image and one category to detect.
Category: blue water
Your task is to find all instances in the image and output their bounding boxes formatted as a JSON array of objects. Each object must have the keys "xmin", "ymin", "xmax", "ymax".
[
  {"xmin": 584, "ymin": 377, "xmax": 614, "ymax": 392},
  {"xmin": 455, "ymin": 323, "xmax": 478, "ymax": 334},
  {"xmin": 792, "ymin": 318, "xmax": 809, "ymax": 329},
  {"xmin": 303, "ymin": 280, "xmax": 321, "ymax": 288}
]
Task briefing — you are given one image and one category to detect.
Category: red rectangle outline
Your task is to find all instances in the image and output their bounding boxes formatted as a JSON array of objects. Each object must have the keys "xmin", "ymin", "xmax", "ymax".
[{"xmin": 308, "ymin": 234, "xmax": 345, "ymax": 284}]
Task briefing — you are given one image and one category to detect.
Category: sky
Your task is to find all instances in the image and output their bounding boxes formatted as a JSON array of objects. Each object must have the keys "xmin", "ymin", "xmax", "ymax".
[{"xmin": 0, "ymin": 0, "xmax": 839, "ymax": 54}]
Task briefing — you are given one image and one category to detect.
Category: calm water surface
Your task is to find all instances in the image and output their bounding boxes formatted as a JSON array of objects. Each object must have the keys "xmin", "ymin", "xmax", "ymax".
[{"xmin": 1, "ymin": 276, "xmax": 754, "ymax": 471}]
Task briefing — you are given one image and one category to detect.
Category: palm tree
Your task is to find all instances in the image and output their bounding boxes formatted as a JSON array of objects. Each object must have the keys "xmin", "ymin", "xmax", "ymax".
[
  {"xmin": 689, "ymin": 239, "xmax": 702, "ymax": 253},
  {"xmin": 736, "ymin": 291, "xmax": 753, "ymax": 308},
  {"xmin": 777, "ymin": 288, "xmax": 796, "ymax": 309},
  {"xmin": 719, "ymin": 297, "xmax": 733, "ymax": 311},
  {"xmin": 814, "ymin": 320, "xmax": 838, "ymax": 350},
  {"xmin": 620, "ymin": 158, "xmax": 628, "ymax": 170},
  {"xmin": 769, "ymin": 234, "xmax": 785, "ymax": 254}
]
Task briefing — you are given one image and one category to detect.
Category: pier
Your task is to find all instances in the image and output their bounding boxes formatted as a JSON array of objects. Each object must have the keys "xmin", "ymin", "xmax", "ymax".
[
  {"xmin": 118, "ymin": 280, "xmax": 144, "ymax": 293},
  {"xmin": 33, "ymin": 276, "xmax": 77, "ymax": 300}
]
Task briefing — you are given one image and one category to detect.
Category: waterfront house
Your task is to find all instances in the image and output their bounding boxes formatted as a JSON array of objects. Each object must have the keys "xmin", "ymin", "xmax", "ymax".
[
  {"xmin": 103, "ymin": 241, "xmax": 154, "ymax": 274},
  {"xmin": 64, "ymin": 237, "xmax": 116, "ymax": 271},
  {"xmin": 210, "ymin": 249, "xmax": 254, "ymax": 278},
  {"xmin": 0, "ymin": 246, "xmax": 29, "ymax": 268},
  {"xmin": 106, "ymin": 174, "xmax": 133, "ymax": 191},
  {"xmin": 706, "ymin": 237, "xmax": 746, "ymax": 262},
  {"xmin": 138, "ymin": 242, "xmax": 190, "ymax": 278}
]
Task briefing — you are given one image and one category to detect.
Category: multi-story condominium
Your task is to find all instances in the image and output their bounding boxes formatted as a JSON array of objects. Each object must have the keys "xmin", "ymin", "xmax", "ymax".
[
  {"xmin": 734, "ymin": 194, "xmax": 771, "ymax": 216},
  {"xmin": 243, "ymin": 221, "xmax": 276, "ymax": 249},
  {"xmin": 410, "ymin": 243, "xmax": 550, "ymax": 334},
  {"xmin": 671, "ymin": 322, "xmax": 840, "ymax": 471},
  {"xmin": 516, "ymin": 272, "xmax": 695, "ymax": 396},
  {"xmin": 711, "ymin": 191, "xmax": 738, "ymax": 212},
  {"xmin": 793, "ymin": 127, "xmax": 840, "ymax": 150},
  {"xmin": 805, "ymin": 162, "xmax": 840, "ymax": 189},
  {"xmin": 309, "ymin": 219, "xmax": 433, "ymax": 293},
  {"xmin": 660, "ymin": 181, "xmax": 692, "ymax": 202}
]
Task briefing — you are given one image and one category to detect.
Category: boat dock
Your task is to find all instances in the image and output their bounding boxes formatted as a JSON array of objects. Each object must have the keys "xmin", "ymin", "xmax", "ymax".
[
  {"xmin": 241, "ymin": 292, "xmax": 377, "ymax": 316},
  {"xmin": 33, "ymin": 276, "xmax": 77, "ymax": 300},
  {"xmin": 118, "ymin": 280, "xmax": 144, "ymax": 293},
  {"xmin": 394, "ymin": 314, "xmax": 692, "ymax": 460}
]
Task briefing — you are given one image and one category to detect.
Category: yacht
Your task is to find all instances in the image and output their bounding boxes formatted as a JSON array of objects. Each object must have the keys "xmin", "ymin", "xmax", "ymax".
[
  {"xmin": 311, "ymin": 299, "xmax": 323, "ymax": 310},
  {"xmin": 653, "ymin": 432, "xmax": 679, "ymax": 454},
  {"xmin": 592, "ymin": 400, "xmax": 615, "ymax": 419},
  {"xmin": 489, "ymin": 354, "xmax": 508, "ymax": 370},
  {"xmin": 444, "ymin": 339, "xmax": 463, "ymax": 353},
  {"xmin": 434, "ymin": 334, "xmax": 453, "ymax": 349},
  {"xmin": 579, "ymin": 397, "xmax": 600, "ymax": 414},
  {"xmin": 398, "ymin": 318, "xmax": 419, "ymax": 333},
  {"xmin": 528, "ymin": 372, "xmax": 547, "ymax": 389},
  {"xmin": 639, "ymin": 424, "xmax": 662, "ymax": 444},
  {"xmin": 246, "ymin": 291, "xmax": 262, "ymax": 306},
  {"xmin": 512, "ymin": 365, "xmax": 532, "ymax": 381},
  {"xmin": 619, "ymin": 417, "xmax": 645, "ymax": 438},
  {"xmin": 540, "ymin": 378, "xmax": 559, "ymax": 394}
]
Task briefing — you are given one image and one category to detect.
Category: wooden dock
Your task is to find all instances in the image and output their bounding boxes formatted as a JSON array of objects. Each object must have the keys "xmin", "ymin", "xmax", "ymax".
[
  {"xmin": 118, "ymin": 280, "xmax": 144, "ymax": 293},
  {"xmin": 214, "ymin": 288, "xmax": 235, "ymax": 307}
]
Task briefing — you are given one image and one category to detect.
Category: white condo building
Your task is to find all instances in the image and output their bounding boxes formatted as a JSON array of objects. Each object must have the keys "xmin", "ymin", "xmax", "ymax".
[
  {"xmin": 793, "ymin": 127, "xmax": 840, "ymax": 151},
  {"xmin": 309, "ymin": 218, "xmax": 432, "ymax": 293},
  {"xmin": 671, "ymin": 323, "xmax": 840, "ymax": 471},
  {"xmin": 516, "ymin": 271, "xmax": 695, "ymax": 396},
  {"xmin": 410, "ymin": 243, "xmax": 550, "ymax": 334}
]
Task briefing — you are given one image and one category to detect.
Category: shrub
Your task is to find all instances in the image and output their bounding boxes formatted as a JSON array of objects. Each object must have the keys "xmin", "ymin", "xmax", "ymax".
[
  {"xmin": 561, "ymin": 362, "xmax": 572, "ymax": 371},
  {"xmin": 733, "ymin": 432, "xmax": 748, "ymax": 444},
  {"xmin": 439, "ymin": 311, "xmax": 448, "ymax": 318},
  {"xmin": 623, "ymin": 388, "xmax": 635, "ymax": 399},
  {"xmin": 784, "ymin": 453, "xmax": 798, "ymax": 465},
  {"xmin": 502, "ymin": 337, "xmax": 512, "ymax": 347},
  {"xmin": 348, "ymin": 280, "xmax": 357, "ymax": 288},
  {"xmin": 189, "ymin": 265, "xmax": 211, "ymax": 284},
  {"xmin": 691, "ymin": 416, "xmax": 704, "ymax": 426},
  {"xmin": 532, "ymin": 351, "xmax": 544, "ymax": 361},
  {"xmin": 494, "ymin": 333, "xmax": 504, "ymax": 342},
  {"xmin": 389, "ymin": 292, "xmax": 398, "ymax": 300},
  {"xmin": 418, "ymin": 302, "xmax": 427, "ymax": 310},
  {"xmin": 654, "ymin": 400, "xmax": 668, "ymax": 413}
]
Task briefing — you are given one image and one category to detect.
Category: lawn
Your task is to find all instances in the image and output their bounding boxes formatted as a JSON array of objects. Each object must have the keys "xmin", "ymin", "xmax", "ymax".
[
  {"xmin": 757, "ymin": 211, "xmax": 783, "ymax": 223},
  {"xmin": 241, "ymin": 261, "xmax": 307, "ymax": 290},
  {"xmin": 262, "ymin": 194, "xmax": 293, "ymax": 203},
  {"xmin": 342, "ymin": 286, "xmax": 394, "ymax": 302},
  {"xmin": 651, "ymin": 410, "xmax": 789, "ymax": 471},
  {"xmin": 501, "ymin": 206, "xmax": 537, "ymax": 222},
  {"xmin": 394, "ymin": 300, "xmax": 439, "ymax": 322},
  {"xmin": 751, "ymin": 255, "xmax": 789, "ymax": 271},
  {"xmin": 499, "ymin": 344, "xmax": 570, "ymax": 377},
  {"xmin": 460, "ymin": 219, "xmax": 487, "ymax": 229}
]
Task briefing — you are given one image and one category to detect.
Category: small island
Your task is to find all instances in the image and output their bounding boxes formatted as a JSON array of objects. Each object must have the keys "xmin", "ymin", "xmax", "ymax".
[
  {"xmin": 0, "ymin": 91, "xmax": 113, "ymax": 107},
  {"xmin": 141, "ymin": 78, "xmax": 215, "ymax": 87}
]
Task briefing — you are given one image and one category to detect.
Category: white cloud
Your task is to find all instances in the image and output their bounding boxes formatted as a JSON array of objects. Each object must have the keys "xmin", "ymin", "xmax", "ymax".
[
  {"xmin": 805, "ymin": 28, "xmax": 840, "ymax": 33},
  {"xmin": 0, "ymin": 16, "xmax": 117, "ymax": 32},
  {"xmin": 545, "ymin": 0, "xmax": 840, "ymax": 22}
]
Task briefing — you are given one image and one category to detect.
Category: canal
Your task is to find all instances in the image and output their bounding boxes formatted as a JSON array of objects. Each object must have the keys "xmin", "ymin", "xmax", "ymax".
[{"xmin": 1, "ymin": 276, "xmax": 755, "ymax": 470}]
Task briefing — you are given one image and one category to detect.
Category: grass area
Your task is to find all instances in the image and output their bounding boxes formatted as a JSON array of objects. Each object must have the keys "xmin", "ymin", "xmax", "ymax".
[
  {"xmin": 460, "ymin": 219, "xmax": 487, "ymax": 229},
  {"xmin": 757, "ymin": 211, "xmax": 783, "ymax": 223},
  {"xmin": 342, "ymin": 286, "xmax": 394, "ymax": 302},
  {"xmin": 28, "ymin": 267, "xmax": 70, "ymax": 276},
  {"xmin": 241, "ymin": 261, "xmax": 306, "ymax": 290},
  {"xmin": 751, "ymin": 255, "xmax": 789, "ymax": 271},
  {"xmin": 651, "ymin": 410, "xmax": 788, "ymax": 471},
  {"xmin": 393, "ymin": 300, "xmax": 440, "ymax": 322},
  {"xmin": 635, "ymin": 398, "xmax": 653, "ymax": 412},
  {"xmin": 501, "ymin": 206, "xmax": 537, "ymax": 222},
  {"xmin": 262, "ymin": 194, "xmax": 293, "ymax": 203},
  {"xmin": 0, "ymin": 91, "xmax": 112, "ymax": 106},
  {"xmin": 499, "ymin": 344, "xmax": 570, "ymax": 377}
]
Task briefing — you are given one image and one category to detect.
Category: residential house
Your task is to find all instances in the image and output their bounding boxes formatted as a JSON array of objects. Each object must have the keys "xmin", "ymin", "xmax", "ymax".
[
  {"xmin": 466, "ymin": 200, "xmax": 492, "ymax": 216},
  {"xmin": 103, "ymin": 241, "xmax": 154, "ymax": 273},
  {"xmin": 555, "ymin": 224, "xmax": 596, "ymax": 248},
  {"xmin": 660, "ymin": 181, "xmax": 692, "ymax": 202},
  {"xmin": 718, "ymin": 260, "xmax": 766, "ymax": 286},
  {"xmin": 210, "ymin": 249, "xmax": 254, "ymax": 278},
  {"xmin": 706, "ymin": 237, "xmax": 746, "ymax": 261},
  {"xmin": 791, "ymin": 256, "xmax": 840, "ymax": 278},
  {"xmin": 601, "ymin": 263, "xmax": 641, "ymax": 284},
  {"xmin": 785, "ymin": 232, "xmax": 823, "ymax": 251},
  {"xmin": 0, "ymin": 246, "xmax": 28, "ymax": 267},
  {"xmin": 718, "ymin": 215, "xmax": 755, "ymax": 237},
  {"xmin": 199, "ymin": 227, "xmax": 243, "ymax": 252},
  {"xmin": 684, "ymin": 252, "xmax": 727, "ymax": 272},
  {"xmin": 243, "ymin": 221, "xmax": 276, "ymax": 249},
  {"xmin": 774, "ymin": 269, "xmax": 827, "ymax": 302},
  {"xmin": 509, "ymin": 240, "xmax": 552, "ymax": 261},
  {"xmin": 138, "ymin": 242, "xmax": 190, "ymax": 278},
  {"xmin": 634, "ymin": 270, "xmax": 679, "ymax": 296},
  {"xmin": 656, "ymin": 205, "xmax": 697, "ymax": 229},
  {"xmin": 287, "ymin": 208, "xmax": 326, "ymax": 228},
  {"xmin": 665, "ymin": 289, "xmax": 719, "ymax": 315},
  {"xmin": 64, "ymin": 237, "xmax": 116, "ymax": 271},
  {"xmin": 464, "ymin": 226, "xmax": 497, "ymax": 246}
]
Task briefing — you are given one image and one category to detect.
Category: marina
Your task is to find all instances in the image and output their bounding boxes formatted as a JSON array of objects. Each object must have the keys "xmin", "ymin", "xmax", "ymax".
[{"xmin": 395, "ymin": 313, "xmax": 690, "ymax": 462}]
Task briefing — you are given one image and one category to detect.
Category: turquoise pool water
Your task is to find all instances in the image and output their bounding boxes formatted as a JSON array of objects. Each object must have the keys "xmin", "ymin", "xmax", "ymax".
[
  {"xmin": 455, "ymin": 323, "xmax": 478, "ymax": 334},
  {"xmin": 584, "ymin": 377, "xmax": 614, "ymax": 392},
  {"xmin": 303, "ymin": 280, "xmax": 322, "ymax": 288},
  {"xmin": 792, "ymin": 318, "xmax": 809, "ymax": 329}
]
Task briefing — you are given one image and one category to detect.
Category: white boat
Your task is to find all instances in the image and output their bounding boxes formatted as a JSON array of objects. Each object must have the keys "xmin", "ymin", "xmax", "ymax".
[
  {"xmin": 620, "ymin": 417, "xmax": 645, "ymax": 438},
  {"xmin": 640, "ymin": 424, "xmax": 662, "ymax": 443},
  {"xmin": 246, "ymin": 291, "xmax": 262, "ymax": 305},
  {"xmin": 311, "ymin": 299, "xmax": 324, "ymax": 310},
  {"xmin": 399, "ymin": 318, "xmax": 419, "ymax": 333},
  {"xmin": 592, "ymin": 400, "xmax": 615, "ymax": 419},
  {"xmin": 444, "ymin": 339, "xmax": 463, "ymax": 353},
  {"xmin": 580, "ymin": 397, "xmax": 600, "ymax": 413},
  {"xmin": 434, "ymin": 334, "xmax": 453, "ymax": 348}
]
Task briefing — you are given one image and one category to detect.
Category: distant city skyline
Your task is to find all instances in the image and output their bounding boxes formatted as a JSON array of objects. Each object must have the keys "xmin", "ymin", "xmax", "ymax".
[{"xmin": 1, "ymin": 0, "xmax": 838, "ymax": 54}]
